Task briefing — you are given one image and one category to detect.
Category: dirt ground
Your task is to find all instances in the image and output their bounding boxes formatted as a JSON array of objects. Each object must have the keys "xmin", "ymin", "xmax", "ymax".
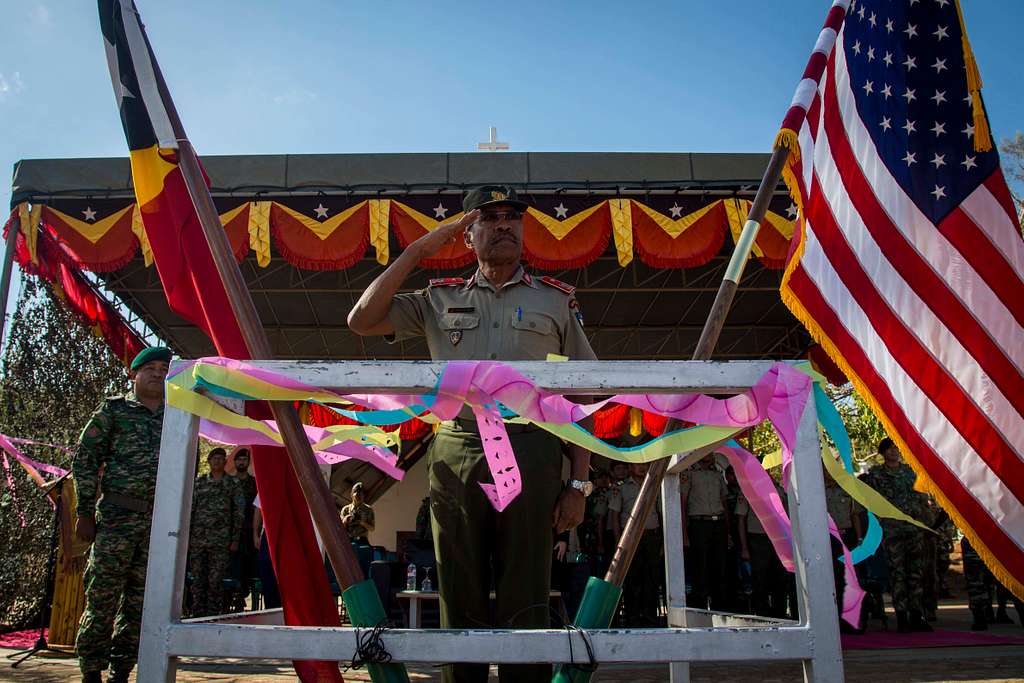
[{"xmin": 2, "ymin": 603, "xmax": 1023, "ymax": 683}]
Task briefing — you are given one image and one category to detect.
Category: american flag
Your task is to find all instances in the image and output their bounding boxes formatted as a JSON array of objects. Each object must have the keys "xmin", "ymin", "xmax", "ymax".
[{"xmin": 778, "ymin": 0, "xmax": 1024, "ymax": 596}]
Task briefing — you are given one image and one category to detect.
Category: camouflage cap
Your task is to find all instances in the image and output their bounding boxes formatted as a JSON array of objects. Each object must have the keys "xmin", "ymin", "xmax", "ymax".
[
  {"xmin": 130, "ymin": 346, "xmax": 172, "ymax": 371},
  {"xmin": 462, "ymin": 185, "xmax": 528, "ymax": 213}
]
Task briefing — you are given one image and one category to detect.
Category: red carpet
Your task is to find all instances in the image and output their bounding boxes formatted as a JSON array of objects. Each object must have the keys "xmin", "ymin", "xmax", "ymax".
[
  {"xmin": 0, "ymin": 628, "xmax": 47, "ymax": 649},
  {"xmin": 842, "ymin": 628, "xmax": 1024, "ymax": 649}
]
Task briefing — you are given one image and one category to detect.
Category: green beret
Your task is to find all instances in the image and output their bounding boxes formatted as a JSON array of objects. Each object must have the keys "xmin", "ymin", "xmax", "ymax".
[{"xmin": 130, "ymin": 346, "xmax": 172, "ymax": 371}]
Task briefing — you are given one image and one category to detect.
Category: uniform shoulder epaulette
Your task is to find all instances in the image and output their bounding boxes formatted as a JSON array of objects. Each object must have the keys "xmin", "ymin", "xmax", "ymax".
[
  {"xmin": 428, "ymin": 277, "xmax": 465, "ymax": 288},
  {"xmin": 539, "ymin": 276, "xmax": 576, "ymax": 295},
  {"xmin": 105, "ymin": 395, "xmax": 127, "ymax": 404}
]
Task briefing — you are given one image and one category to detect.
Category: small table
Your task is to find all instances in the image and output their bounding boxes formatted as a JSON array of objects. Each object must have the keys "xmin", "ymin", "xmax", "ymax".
[{"xmin": 396, "ymin": 590, "xmax": 563, "ymax": 628}]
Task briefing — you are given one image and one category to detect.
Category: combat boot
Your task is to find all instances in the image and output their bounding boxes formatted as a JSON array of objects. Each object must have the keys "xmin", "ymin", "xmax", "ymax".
[
  {"xmin": 896, "ymin": 611, "xmax": 911, "ymax": 633},
  {"xmin": 971, "ymin": 607, "xmax": 988, "ymax": 631},
  {"xmin": 81, "ymin": 672, "xmax": 103, "ymax": 683},
  {"xmin": 909, "ymin": 609, "xmax": 933, "ymax": 632}
]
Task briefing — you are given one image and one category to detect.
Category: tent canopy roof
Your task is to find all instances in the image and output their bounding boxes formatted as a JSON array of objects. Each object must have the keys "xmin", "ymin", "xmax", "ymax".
[{"xmin": 12, "ymin": 151, "xmax": 775, "ymax": 204}]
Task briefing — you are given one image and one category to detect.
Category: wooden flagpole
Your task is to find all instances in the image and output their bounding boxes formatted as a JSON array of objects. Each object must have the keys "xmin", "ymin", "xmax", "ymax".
[
  {"xmin": 604, "ymin": 145, "xmax": 791, "ymax": 585},
  {"xmin": 148, "ymin": 71, "xmax": 365, "ymax": 593}
]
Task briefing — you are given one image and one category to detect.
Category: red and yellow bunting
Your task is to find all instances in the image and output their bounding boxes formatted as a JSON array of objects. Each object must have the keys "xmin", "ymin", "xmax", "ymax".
[{"xmin": 15, "ymin": 196, "xmax": 796, "ymax": 274}]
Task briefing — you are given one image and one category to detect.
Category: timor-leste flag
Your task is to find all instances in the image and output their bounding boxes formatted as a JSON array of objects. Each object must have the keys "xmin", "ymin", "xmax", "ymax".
[{"xmin": 99, "ymin": 2, "xmax": 344, "ymax": 680}]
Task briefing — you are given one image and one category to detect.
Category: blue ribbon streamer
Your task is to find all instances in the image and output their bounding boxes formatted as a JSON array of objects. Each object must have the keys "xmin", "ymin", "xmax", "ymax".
[{"xmin": 812, "ymin": 384, "xmax": 882, "ymax": 564}]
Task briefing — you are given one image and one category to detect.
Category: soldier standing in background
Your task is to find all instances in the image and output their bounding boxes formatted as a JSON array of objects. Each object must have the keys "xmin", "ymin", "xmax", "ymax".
[
  {"xmin": 73, "ymin": 346, "xmax": 171, "ymax": 683},
  {"xmin": 861, "ymin": 438, "xmax": 932, "ymax": 633},
  {"xmin": 230, "ymin": 448, "xmax": 258, "ymax": 611},
  {"xmin": 189, "ymin": 448, "xmax": 245, "ymax": 617},
  {"xmin": 680, "ymin": 454, "xmax": 730, "ymax": 611},
  {"xmin": 609, "ymin": 462, "xmax": 663, "ymax": 626},
  {"xmin": 340, "ymin": 482, "xmax": 375, "ymax": 545}
]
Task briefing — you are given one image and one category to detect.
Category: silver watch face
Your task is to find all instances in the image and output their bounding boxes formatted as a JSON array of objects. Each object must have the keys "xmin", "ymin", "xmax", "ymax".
[{"xmin": 571, "ymin": 479, "xmax": 594, "ymax": 496}]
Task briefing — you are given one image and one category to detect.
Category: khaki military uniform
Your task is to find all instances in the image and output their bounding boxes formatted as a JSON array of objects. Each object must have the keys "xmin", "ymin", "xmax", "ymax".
[
  {"xmin": 736, "ymin": 485, "xmax": 795, "ymax": 618},
  {"xmin": 389, "ymin": 266, "xmax": 595, "ymax": 683},
  {"xmin": 608, "ymin": 478, "xmax": 662, "ymax": 626},
  {"xmin": 681, "ymin": 464, "xmax": 729, "ymax": 610}
]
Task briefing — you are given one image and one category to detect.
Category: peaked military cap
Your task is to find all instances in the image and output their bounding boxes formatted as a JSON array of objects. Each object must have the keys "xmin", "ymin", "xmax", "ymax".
[{"xmin": 462, "ymin": 185, "xmax": 528, "ymax": 213}]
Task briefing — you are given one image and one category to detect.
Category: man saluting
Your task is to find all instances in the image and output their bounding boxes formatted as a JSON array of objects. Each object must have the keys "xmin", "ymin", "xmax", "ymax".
[{"xmin": 348, "ymin": 186, "xmax": 596, "ymax": 683}]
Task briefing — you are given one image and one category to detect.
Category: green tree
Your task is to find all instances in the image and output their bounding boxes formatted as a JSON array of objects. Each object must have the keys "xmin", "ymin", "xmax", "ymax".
[
  {"xmin": 0, "ymin": 276, "xmax": 126, "ymax": 630},
  {"xmin": 1000, "ymin": 132, "xmax": 1024, "ymax": 224}
]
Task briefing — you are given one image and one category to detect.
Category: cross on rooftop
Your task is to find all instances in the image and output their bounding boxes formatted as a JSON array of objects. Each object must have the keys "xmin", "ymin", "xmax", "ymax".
[{"xmin": 477, "ymin": 126, "xmax": 509, "ymax": 151}]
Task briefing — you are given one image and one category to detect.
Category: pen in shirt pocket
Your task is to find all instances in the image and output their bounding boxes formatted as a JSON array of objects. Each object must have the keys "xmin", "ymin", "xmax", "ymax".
[{"xmin": 516, "ymin": 306, "xmax": 522, "ymax": 322}]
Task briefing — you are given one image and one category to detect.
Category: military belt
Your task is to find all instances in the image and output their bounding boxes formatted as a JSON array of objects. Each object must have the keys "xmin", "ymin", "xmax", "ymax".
[
  {"xmin": 103, "ymin": 491, "xmax": 153, "ymax": 514},
  {"xmin": 440, "ymin": 417, "xmax": 539, "ymax": 435},
  {"xmin": 689, "ymin": 514, "xmax": 724, "ymax": 522}
]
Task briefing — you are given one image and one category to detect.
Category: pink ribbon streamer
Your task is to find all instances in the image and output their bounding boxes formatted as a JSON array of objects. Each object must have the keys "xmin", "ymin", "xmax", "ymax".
[
  {"xmin": 196, "ymin": 419, "xmax": 405, "ymax": 481},
  {"xmin": 718, "ymin": 442, "xmax": 865, "ymax": 627},
  {"xmin": 0, "ymin": 432, "xmax": 71, "ymax": 528},
  {"xmin": 0, "ymin": 433, "xmax": 71, "ymax": 478}
]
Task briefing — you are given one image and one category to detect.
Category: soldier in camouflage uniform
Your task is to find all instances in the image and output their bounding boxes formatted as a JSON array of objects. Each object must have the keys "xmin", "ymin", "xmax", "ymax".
[
  {"xmin": 230, "ymin": 448, "xmax": 258, "ymax": 611},
  {"xmin": 340, "ymin": 481, "xmax": 375, "ymax": 544},
  {"xmin": 188, "ymin": 448, "xmax": 245, "ymax": 617},
  {"xmin": 861, "ymin": 438, "xmax": 932, "ymax": 633},
  {"xmin": 73, "ymin": 346, "xmax": 170, "ymax": 683}
]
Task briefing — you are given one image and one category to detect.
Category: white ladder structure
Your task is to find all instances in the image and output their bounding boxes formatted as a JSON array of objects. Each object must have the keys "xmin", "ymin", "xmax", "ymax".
[{"xmin": 138, "ymin": 360, "xmax": 844, "ymax": 682}]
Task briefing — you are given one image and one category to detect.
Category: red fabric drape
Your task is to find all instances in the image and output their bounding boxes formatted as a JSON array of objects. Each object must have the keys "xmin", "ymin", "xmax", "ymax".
[
  {"xmin": 41, "ymin": 207, "xmax": 139, "ymax": 273},
  {"xmin": 521, "ymin": 206, "xmax": 612, "ymax": 271},
  {"xmin": 631, "ymin": 201, "xmax": 726, "ymax": 269},
  {"xmin": 271, "ymin": 203, "xmax": 370, "ymax": 271}
]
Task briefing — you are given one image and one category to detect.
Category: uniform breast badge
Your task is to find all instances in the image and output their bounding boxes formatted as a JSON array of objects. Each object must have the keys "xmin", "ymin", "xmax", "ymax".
[{"xmin": 449, "ymin": 330, "xmax": 463, "ymax": 347}]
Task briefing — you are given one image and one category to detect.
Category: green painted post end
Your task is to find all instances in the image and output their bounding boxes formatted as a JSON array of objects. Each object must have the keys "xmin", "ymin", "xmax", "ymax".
[
  {"xmin": 341, "ymin": 579, "xmax": 411, "ymax": 683},
  {"xmin": 551, "ymin": 577, "xmax": 622, "ymax": 683}
]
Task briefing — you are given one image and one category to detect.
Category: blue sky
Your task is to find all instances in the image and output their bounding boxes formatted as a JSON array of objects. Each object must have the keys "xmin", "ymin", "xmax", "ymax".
[{"xmin": 0, "ymin": 0, "xmax": 1021, "ymax": 315}]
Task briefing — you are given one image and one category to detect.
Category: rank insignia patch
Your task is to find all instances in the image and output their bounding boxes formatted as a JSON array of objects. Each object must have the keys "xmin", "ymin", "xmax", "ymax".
[{"xmin": 449, "ymin": 330, "xmax": 463, "ymax": 347}]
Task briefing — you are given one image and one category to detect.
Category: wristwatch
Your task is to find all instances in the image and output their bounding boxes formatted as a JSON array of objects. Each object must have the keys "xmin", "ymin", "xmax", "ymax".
[{"xmin": 567, "ymin": 479, "xmax": 594, "ymax": 497}]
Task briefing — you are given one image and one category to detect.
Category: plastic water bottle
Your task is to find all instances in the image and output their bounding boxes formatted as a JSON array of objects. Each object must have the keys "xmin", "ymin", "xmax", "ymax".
[
  {"xmin": 421, "ymin": 569, "xmax": 432, "ymax": 592},
  {"xmin": 406, "ymin": 562, "xmax": 417, "ymax": 591}
]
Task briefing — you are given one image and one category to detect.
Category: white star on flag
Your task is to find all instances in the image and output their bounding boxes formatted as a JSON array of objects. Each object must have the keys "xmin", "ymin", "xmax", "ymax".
[
  {"xmin": 103, "ymin": 40, "xmax": 136, "ymax": 106},
  {"xmin": 961, "ymin": 155, "xmax": 977, "ymax": 170},
  {"xmin": 313, "ymin": 203, "xmax": 329, "ymax": 219},
  {"xmin": 880, "ymin": 117, "xmax": 892, "ymax": 131},
  {"xmin": 931, "ymin": 121, "xmax": 946, "ymax": 136},
  {"xmin": 931, "ymin": 185, "xmax": 946, "ymax": 200},
  {"xmin": 932, "ymin": 58, "xmax": 947, "ymax": 73},
  {"xmin": 930, "ymin": 153, "xmax": 946, "ymax": 169},
  {"xmin": 554, "ymin": 203, "xmax": 569, "ymax": 219},
  {"xmin": 669, "ymin": 203, "xmax": 684, "ymax": 218},
  {"xmin": 433, "ymin": 203, "xmax": 448, "ymax": 219},
  {"xmin": 82, "ymin": 207, "xmax": 97, "ymax": 221},
  {"xmin": 933, "ymin": 25, "xmax": 949, "ymax": 41},
  {"xmin": 786, "ymin": 203, "xmax": 799, "ymax": 219}
]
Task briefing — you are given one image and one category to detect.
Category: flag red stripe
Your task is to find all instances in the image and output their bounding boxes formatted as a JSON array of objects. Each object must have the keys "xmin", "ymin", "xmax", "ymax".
[
  {"xmin": 788, "ymin": 265, "xmax": 1024, "ymax": 577},
  {"xmin": 805, "ymin": 173, "xmax": 1024, "ymax": 502},
  {"xmin": 821, "ymin": 55, "xmax": 1024, "ymax": 420},
  {"xmin": 942, "ymin": 203, "xmax": 1024, "ymax": 329},
  {"xmin": 985, "ymin": 172, "xmax": 1024, "ymax": 226}
]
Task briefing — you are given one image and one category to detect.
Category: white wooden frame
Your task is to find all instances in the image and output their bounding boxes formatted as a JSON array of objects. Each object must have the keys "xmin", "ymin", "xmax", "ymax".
[{"xmin": 139, "ymin": 360, "xmax": 843, "ymax": 682}]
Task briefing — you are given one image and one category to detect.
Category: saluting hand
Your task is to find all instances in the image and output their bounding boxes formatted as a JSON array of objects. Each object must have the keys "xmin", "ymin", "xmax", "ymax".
[{"xmin": 411, "ymin": 209, "xmax": 480, "ymax": 258}]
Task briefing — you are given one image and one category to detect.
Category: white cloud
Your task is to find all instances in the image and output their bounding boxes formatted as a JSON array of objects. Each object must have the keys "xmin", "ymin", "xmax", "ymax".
[{"xmin": 0, "ymin": 71, "xmax": 25, "ymax": 101}]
